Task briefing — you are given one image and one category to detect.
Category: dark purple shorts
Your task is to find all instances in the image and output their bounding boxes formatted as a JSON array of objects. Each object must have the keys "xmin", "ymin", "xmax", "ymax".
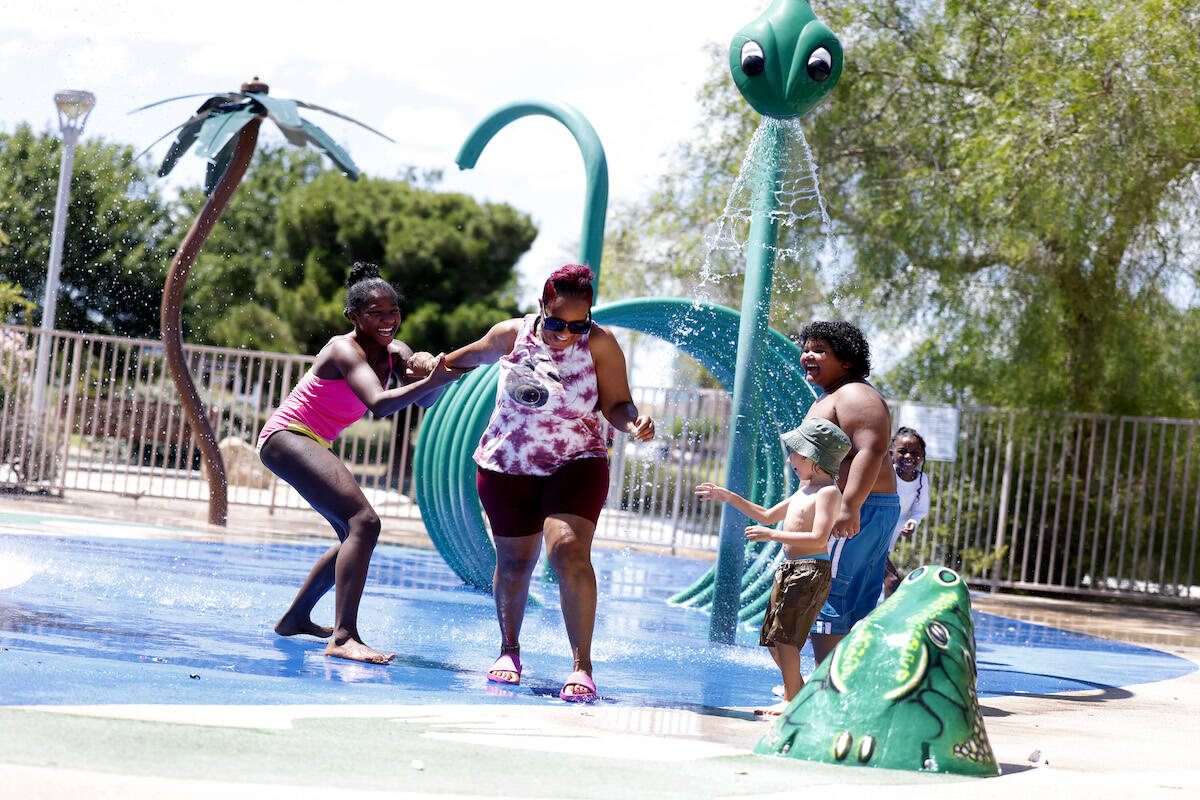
[{"xmin": 476, "ymin": 458, "xmax": 610, "ymax": 537}]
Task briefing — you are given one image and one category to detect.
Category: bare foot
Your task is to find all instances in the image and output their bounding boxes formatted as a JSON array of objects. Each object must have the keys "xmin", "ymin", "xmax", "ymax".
[
  {"xmin": 325, "ymin": 637, "xmax": 395, "ymax": 664},
  {"xmin": 274, "ymin": 613, "xmax": 334, "ymax": 639},
  {"xmin": 754, "ymin": 700, "xmax": 789, "ymax": 717}
]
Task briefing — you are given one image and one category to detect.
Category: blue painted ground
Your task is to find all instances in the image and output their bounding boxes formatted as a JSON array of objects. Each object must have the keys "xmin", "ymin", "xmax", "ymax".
[{"xmin": 0, "ymin": 513, "xmax": 1194, "ymax": 709}]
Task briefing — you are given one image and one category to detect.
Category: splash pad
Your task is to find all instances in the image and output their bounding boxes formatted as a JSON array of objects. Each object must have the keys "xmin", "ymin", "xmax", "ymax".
[{"xmin": 0, "ymin": 515, "xmax": 1192, "ymax": 710}]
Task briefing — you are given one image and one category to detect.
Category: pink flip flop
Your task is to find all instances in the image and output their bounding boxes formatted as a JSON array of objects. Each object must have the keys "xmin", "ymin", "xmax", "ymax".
[
  {"xmin": 486, "ymin": 652, "xmax": 522, "ymax": 685},
  {"xmin": 558, "ymin": 670, "xmax": 597, "ymax": 703}
]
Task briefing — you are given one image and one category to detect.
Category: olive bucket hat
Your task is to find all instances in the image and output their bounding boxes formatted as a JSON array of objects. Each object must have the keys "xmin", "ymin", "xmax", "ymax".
[{"xmin": 780, "ymin": 418, "xmax": 851, "ymax": 477}]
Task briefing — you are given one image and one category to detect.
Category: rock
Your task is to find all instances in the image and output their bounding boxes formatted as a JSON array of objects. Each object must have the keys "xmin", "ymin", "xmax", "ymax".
[{"xmin": 201, "ymin": 436, "xmax": 274, "ymax": 489}]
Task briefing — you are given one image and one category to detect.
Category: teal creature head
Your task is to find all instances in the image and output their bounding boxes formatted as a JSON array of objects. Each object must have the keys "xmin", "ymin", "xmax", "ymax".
[
  {"xmin": 755, "ymin": 565, "xmax": 999, "ymax": 777},
  {"xmin": 730, "ymin": 0, "xmax": 843, "ymax": 118}
]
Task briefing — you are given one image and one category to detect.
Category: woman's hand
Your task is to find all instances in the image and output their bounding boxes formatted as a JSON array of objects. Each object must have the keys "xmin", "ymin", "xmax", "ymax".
[
  {"xmin": 745, "ymin": 525, "xmax": 775, "ymax": 543},
  {"xmin": 627, "ymin": 415, "xmax": 655, "ymax": 442},
  {"xmin": 830, "ymin": 504, "xmax": 861, "ymax": 539},
  {"xmin": 900, "ymin": 520, "xmax": 917, "ymax": 537},
  {"xmin": 425, "ymin": 354, "xmax": 462, "ymax": 387},
  {"xmin": 695, "ymin": 482, "xmax": 729, "ymax": 503},
  {"xmin": 406, "ymin": 351, "xmax": 438, "ymax": 377}
]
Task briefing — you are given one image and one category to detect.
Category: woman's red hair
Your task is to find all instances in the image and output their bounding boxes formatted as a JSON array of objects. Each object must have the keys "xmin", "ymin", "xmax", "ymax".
[{"xmin": 541, "ymin": 264, "xmax": 594, "ymax": 305}]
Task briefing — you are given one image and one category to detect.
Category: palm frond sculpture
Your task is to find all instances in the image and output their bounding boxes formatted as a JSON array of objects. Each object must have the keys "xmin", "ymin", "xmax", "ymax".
[{"xmin": 135, "ymin": 78, "xmax": 392, "ymax": 525}]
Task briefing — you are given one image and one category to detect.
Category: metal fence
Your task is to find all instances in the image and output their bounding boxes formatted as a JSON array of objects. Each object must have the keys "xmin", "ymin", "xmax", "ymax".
[
  {"xmin": 0, "ymin": 325, "xmax": 730, "ymax": 551},
  {"xmin": 910, "ymin": 409, "xmax": 1200, "ymax": 604},
  {"xmin": 2, "ymin": 324, "xmax": 1197, "ymax": 604},
  {"xmin": 0, "ymin": 325, "xmax": 423, "ymax": 521}
]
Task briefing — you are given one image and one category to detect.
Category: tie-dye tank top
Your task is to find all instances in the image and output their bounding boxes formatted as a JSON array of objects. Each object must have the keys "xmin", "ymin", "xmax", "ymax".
[{"xmin": 474, "ymin": 313, "xmax": 607, "ymax": 476}]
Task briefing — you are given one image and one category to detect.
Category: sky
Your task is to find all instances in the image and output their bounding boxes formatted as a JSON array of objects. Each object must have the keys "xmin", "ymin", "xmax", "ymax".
[{"xmin": 0, "ymin": 0, "xmax": 760, "ymax": 308}]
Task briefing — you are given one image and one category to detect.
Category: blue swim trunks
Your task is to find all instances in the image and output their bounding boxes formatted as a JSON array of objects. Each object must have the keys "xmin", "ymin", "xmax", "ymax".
[{"xmin": 812, "ymin": 492, "xmax": 901, "ymax": 636}]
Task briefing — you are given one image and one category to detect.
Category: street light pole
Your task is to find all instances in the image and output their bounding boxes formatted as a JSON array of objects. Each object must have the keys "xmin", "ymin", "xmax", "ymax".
[{"xmin": 31, "ymin": 90, "xmax": 95, "ymax": 420}]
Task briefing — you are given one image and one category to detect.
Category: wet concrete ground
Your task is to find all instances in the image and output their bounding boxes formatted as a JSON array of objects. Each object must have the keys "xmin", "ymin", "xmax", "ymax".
[{"xmin": 1, "ymin": 494, "xmax": 1198, "ymax": 798}]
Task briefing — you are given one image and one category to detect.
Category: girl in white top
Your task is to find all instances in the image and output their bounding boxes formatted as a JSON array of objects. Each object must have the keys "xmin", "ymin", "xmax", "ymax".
[{"xmin": 883, "ymin": 427, "xmax": 931, "ymax": 597}]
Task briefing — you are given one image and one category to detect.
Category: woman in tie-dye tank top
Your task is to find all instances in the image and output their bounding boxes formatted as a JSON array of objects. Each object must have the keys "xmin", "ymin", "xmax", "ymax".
[{"xmin": 445, "ymin": 264, "xmax": 656, "ymax": 703}]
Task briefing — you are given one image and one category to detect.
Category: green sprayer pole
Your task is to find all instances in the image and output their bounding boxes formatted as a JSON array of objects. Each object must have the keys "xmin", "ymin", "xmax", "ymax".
[{"xmin": 709, "ymin": 123, "xmax": 786, "ymax": 643}]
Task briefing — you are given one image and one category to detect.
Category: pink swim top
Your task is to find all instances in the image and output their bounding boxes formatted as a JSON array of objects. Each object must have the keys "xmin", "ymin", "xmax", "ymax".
[
  {"xmin": 474, "ymin": 313, "xmax": 607, "ymax": 476},
  {"xmin": 257, "ymin": 351, "xmax": 391, "ymax": 448}
]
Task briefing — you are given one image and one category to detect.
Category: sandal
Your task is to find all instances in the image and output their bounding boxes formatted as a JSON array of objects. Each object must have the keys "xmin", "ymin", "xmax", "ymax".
[
  {"xmin": 486, "ymin": 651, "xmax": 522, "ymax": 685},
  {"xmin": 559, "ymin": 670, "xmax": 597, "ymax": 703}
]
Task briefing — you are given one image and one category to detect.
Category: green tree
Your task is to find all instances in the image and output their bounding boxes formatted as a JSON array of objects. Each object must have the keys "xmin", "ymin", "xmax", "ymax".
[
  {"xmin": 0, "ymin": 280, "xmax": 34, "ymax": 324},
  {"xmin": 0, "ymin": 124, "xmax": 173, "ymax": 336},
  {"xmin": 172, "ymin": 148, "xmax": 535, "ymax": 356},
  {"xmin": 272, "ymin": 173, "xmax": 537, "ymax": 355},
  {"xmin": 607, "ymin": 1, "xmax": 1200, "ymax": 415}
]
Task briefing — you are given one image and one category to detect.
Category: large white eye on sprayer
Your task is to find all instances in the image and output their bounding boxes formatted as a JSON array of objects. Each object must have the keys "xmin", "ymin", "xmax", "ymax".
[
  {"xmin": 741, "ymin": 41, "xmax": 765, "ymax": 76},
  {"xmin": 807, "ymin": 47, "xmax": 832, "ymax": 81}
]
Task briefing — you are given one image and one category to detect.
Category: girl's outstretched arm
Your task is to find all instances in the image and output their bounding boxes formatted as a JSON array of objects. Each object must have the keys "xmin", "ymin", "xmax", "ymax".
[
  {"xmin": 393, "ymin": 344, "xmax": 451, "ymax": 408},
  {"xmin": 335, "ymin": 341, "xmax": 461, "ymax": 417}
]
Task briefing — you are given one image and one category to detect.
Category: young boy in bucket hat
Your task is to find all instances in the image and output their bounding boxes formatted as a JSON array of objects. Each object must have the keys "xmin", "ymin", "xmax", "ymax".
[{"xmin": 696, "ymin": 418, "xmax": 851, "ymax": 715}]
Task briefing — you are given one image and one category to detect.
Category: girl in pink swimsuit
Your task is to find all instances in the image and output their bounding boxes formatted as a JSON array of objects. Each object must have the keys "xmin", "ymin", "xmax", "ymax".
[
  {"xmin": 258, "ymin": 262, "xmax": 460, "ymax": 664},
  {"xmin": 445, "ymin": 264, "xmax": 656, "ymax": 702}
]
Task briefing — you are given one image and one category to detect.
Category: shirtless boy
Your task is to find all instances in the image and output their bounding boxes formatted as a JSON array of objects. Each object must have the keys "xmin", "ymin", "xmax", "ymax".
[
  {"xmin": 798, "ymin": 320, "xmax": 899, "ymax": 663},
  {"xmin": 697, "ymin": 418, "xmax": 850, "ymax": 715}
]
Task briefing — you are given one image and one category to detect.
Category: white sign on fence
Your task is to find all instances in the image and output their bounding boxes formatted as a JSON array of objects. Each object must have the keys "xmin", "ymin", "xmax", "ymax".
[{"xmin": 894, "ymin": 402, "xmax": 960, "ymax": 462}]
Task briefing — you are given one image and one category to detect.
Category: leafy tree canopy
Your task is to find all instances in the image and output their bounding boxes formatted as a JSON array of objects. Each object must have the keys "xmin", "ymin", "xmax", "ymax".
[
  {"xmin": 271, "ymin": 172, "xmax": 537, "ymax": 355},
  {"xmin": 173, "ymin": 144, "xmax": 535, "ymax": 356},
  {"xmin": 0, "ymin": 124, "xmax": 172, "ymax": 336},
  {"xmin": 174, "ymin": 144, "xmax": 329, "ymax": 350},
  {"xmin": 0, "ymin": 133, "xmax": 537, "ymax": 358},
  {"xmin": 606, "ymin": 0, "xmax": 1200, "ymax": 415}
]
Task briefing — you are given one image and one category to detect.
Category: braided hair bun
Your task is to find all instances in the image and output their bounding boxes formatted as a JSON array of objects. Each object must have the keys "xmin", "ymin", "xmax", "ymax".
[{"xmin": 346, "ymin": 262, "xmax": 401, "ymax": 316}]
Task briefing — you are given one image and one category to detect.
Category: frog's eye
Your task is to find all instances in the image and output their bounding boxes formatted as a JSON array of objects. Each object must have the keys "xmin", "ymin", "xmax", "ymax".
[
  {"xmin": 807, "ymin": 47, "xmax": 833, "ymax": 82},
  {"xmin": 927, "ymin": 621, "xmax": 950, "ymax": 649},
  {"xmin": 741, "ymin": 41, "xmax": 765, "ymax": 76},
  {"xmin": 937, "ymin": 569, "xmax": 961, "ymax": 585},
  {"xmin": 906, "ymin": 567, "xmax": 927, "ymax": 582}
]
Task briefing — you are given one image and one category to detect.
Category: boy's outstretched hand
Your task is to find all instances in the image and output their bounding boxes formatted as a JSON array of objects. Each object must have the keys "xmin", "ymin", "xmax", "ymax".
[
  {"xmin": 694, "ymin": 482, "xmax": 729, "ymax": 502},
  {"xmin": 744, "ymin": 525, "xmax": 775, "ymax": 542}
]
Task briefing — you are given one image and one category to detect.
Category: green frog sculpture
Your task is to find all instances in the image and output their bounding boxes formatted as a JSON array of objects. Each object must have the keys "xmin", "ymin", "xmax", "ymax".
[{"xmin": 755, "ymin": 566, "xmax": 1000, "ymax": 777}]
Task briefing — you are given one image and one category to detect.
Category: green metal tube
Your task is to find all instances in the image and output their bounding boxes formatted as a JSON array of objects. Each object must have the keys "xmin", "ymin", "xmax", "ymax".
[
  {"xmin": 709, "ymin": 122, "xmax": 787, "ymax": 643},
  {"xmin": 455, "ymin": 99, "xmax": 608, "ymax": 284}
]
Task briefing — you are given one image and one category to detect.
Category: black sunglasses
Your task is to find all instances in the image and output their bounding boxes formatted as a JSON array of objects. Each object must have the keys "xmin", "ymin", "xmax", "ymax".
[{"xmin": 541, "ymin": 313, "xmax": 591, "ymax": 334}]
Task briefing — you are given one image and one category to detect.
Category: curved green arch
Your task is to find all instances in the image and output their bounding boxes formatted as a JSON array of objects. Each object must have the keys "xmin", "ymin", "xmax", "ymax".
[
  {"xmin": 455, "ymin": 98, "xmax": 608, "ymax": 281},
  {"xmin": 414, "ymin": 297, "xmax": 815, "ymax": 622}
]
